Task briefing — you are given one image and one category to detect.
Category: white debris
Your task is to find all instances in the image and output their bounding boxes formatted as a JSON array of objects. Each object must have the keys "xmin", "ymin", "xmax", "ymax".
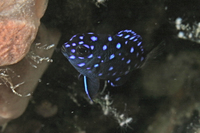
[
  {"xmin": 175, "ymin": 17, "xmax": 200, "ymax": 43},
  {"xmin": 95, "ymin": 93, "xmax": 133, "ymax": 128},
  {"xmin": 26, "ymin": 43, "xmax": 55, "ymax": 68},
  {"xmin": 0, "ymin": 68, "xmax": 31, "ymax": 97},
  {"xmin": 94, "ymin": 0, "xmax": 107, "ymax": 8}
]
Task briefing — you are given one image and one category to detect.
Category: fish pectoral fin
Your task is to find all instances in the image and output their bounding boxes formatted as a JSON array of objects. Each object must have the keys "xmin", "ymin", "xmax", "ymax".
[
  {"xmin": 83, "ymin": 76, "xmax": 100, "ymax": 101},
  {"xmin": 108, "ymin": 73, "xmax": 131, "ymax": 87}
]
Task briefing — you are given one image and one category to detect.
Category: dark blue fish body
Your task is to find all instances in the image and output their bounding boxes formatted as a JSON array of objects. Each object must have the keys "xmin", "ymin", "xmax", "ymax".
[{"xmin": 62, "ymin": 30, "xmax": 145, "ymax": 101}]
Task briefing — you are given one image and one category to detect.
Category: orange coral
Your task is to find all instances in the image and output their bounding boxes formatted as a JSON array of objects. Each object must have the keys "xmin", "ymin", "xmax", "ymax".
[{"xmin": 0, "ymin": 0, "xmax": 48, "ymax": 66}]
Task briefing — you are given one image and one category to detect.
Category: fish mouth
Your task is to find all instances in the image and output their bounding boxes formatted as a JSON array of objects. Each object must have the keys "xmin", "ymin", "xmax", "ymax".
[
  {"xmin": 61, "ymin": 45, "xmax": 70, "ymax": 58},
  {"xmin": 61, "ymin": 45, "xmax": 67, "ymax": 53}
]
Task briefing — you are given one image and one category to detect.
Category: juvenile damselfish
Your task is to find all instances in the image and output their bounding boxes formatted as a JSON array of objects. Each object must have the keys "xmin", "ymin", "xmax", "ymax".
[{"xmin": 61, "ymin": 30, "xmax": 145, "ymax": 101}]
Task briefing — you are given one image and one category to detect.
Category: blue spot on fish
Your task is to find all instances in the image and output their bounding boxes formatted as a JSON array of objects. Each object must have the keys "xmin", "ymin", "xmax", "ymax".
[
  {"xmin": 108, "ymin": 36, "xmax": 113, "ymax": 41},
  {"xmin": 71, "ymin": 49, "xmax": 75, "ymax": 53},
  {"xmin": 116, "ymin": 43, "xmax": 121, "ymax": 49},
  {"xmin": 72, "ymin": 43, "xmax": 76, "ymax": 46},
  {"xmin": 103, "ymin": 45, "xmax": 107, "ymax": 50},
  {"xmin": 61, "ymin": 29, "xmax": 146, "ymax": 101},
  {"xmin": 69, "ymin": 55, "xmax": 76, "ymax": 59},
  {"xmin": 88, "ymin": 54, "xmax": 93, "ymax": 58},
  {"xmin": 94, "ymin": 64, "xmax": 99, "ymax": 67},
  {"xmin": 109, "ymin": 54, "xmax": 115, "ymax": 60},
  {"xmin": 90, "ymin": 45, "xmax": 94, "ymax": 50},
  {"xmin": 91, "ymin": 36, "xmax": 98, "ymax": 41},
  {"xmin": 78, "ymin": 63, "xmax": 85, "ymax": 67},
  {"xmin": 109, "ymin": 66, "xmax": 113, "ymax": 71},
  {"xmin": 130, "ymin": 47, "xmax": 134, "ymax": 53},
  {"xmin": 79, "ymin": 41, "xmax": 84, "ymax": 44}
]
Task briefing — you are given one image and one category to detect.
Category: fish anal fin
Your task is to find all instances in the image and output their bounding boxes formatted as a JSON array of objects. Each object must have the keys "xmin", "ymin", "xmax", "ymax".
[
  {"xmin": 83, "ymin": 76, "xmax": 100, "ymax": 101},
  {"xmin": 108, "ymin": 73, "xmax": 131, "ymax": 87}
]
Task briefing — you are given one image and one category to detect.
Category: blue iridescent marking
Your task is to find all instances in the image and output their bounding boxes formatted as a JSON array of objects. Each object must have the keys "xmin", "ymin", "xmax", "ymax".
[
  {"xmin": 111, "ymin": 82, "xmax": 115, "ymax": 86},
  {"xmin": 70, "ymin": 35, "xmax": 76, "ymax": 41},
  {"xmin": 129, "ymin": 36, "xmax": 135, "ymax": 40},
  {"xmin": 126, "ymin": 59, "xmax": 131, "ymax": 64},
  {"xmin": 65, "ymin": 44, "xmax": 70, "ymax": 48},
  {"xmin": 71, "ymin": 49, "xmax": 75, "ymax": 53},
  {"xmin": 97, "ymin": 56, "xmax": 101, "ymax": 59},
  {"xmin": 72, "ymin": 43, "xmax": 76, "ymax": 46},
  {"xmin": 109, "ymin": 66, "xmax": 113, "ymax": 71},
  {"xmin": 83, "ymin": 76, "xmax": 92, "ymax": 101},
  {"xmin": 78, "ymin": 63, "xmax": 85, "ymax": 67},
  {"xmin": 103, "ymin": 45, "xmax": 107, "ymax": 50},
  {"xmin": 116, "ymin": 43, "xmax": 121, "ymax": 49},
  {"xmin": 90, "ymin": 45, "xmax": 94, "ymax": 50},
  {"xmin": 98, "ymin": 73, "xmax": 103, "ymax": 76},
  {"xmin": 121, "ymin": 57, "xmax": 124, "ymax": 60},
  {"xmin": 88, "ymin": 54, "xmax": 93, "ymax": 58},
  {"xmin": 118, "ymin": 30, "xmax": 123, "ymax": 34},
  {"xmin": 125, "ymin": 41, "xmax": 128, "ymax": 45},
  {"xmin": 94, "ymin": 64, "xmax": 99, "ymax": 67},
  {"xmin": 108, "ymin": 36, "xmax": 113, "ymax": 41},
  {"xmin": 69, "ymin": 55, "xmax": 76, "ymax": 59},
  {"xmin": 79, "ymin": 41, "xmax": 84, "ymax": 44},
  {"xmin": 141, "ymin": 57, "xmax": 144, "ymax": 61},
  {"xmin": 112, "ymin": 72, "xmax": 117, "ymax": 76},
  {"xmin": 117, "ymin": 34, "xmax": 123, "ymax": 37},
  {"xmin": 79, "ymin": 36, "xmax": 83, "ymax": 39},
  {"xmin": 79, "ymin": 57, "xmax": 84, "ymax": 59},
  {"xmin": 125, "ymin": 71, "xmax": 129, "ymax": 75},
  {"xmin": 134, "ymin": 39, "xmax": 138, "ymax": 42},
  {"xmin": 137, "ymin": 42, "xmax": 141, "ymax": 46},
  {"xmin": 115, "ymin": 77, "xmax": 121, "ymax": 81},
  {"xmin": 91, "ymin": 36, "xmax": 98, "ymax": 41},
  {"xmin": 83, "ymin": 44, "xmax": 90, "ymax": 48},
  {"xmin": 124, "ymin": 35, "xmax": 130, "ymax": 39},
  {"xmin": 109, "ymin": 54, "xmax": 115, "ymax": 60},
  {"xmin": 130, "ymin": 47, "xmax": 134, "ymax": 53}
]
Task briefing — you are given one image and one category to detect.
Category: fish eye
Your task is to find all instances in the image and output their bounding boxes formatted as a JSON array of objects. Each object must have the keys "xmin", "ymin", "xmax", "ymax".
[{"xmin": 76, "ymin": 45, "xmax": 90, "ymax": 57}]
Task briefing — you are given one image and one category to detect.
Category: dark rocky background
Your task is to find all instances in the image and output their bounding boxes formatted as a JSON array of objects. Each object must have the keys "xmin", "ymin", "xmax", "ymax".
[{"xmin": 3, "ymin": 0, "xmax": 200, "ymax": 133}]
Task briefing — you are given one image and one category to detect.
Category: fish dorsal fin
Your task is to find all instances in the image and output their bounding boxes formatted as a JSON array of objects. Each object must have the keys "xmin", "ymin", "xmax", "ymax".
[{"xmin": 83, "ymin": 76, "xmax": 100, "ymax": 101}]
